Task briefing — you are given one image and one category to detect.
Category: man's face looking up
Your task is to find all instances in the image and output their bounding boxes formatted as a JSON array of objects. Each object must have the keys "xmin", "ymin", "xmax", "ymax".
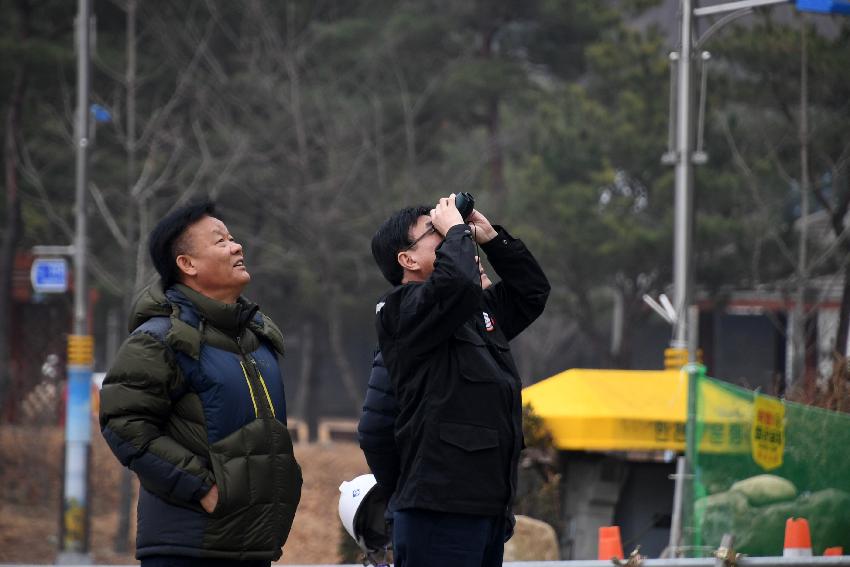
[{"xmin": 175, "ymin": 215, "xmax": 250, "ymax": 302}]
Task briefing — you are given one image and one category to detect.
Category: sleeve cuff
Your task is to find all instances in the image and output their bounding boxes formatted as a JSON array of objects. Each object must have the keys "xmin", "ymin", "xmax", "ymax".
[
  {"xmin": 192, "ymin": 480, "xmax": 214, "ymax": 502},
  {"xmin": 480, "ymin": 225, "xmax": 514, "ymax": 252},
  {"xmin": 445, "ymin": 223, "xmax": 473, "ymax": 240}
]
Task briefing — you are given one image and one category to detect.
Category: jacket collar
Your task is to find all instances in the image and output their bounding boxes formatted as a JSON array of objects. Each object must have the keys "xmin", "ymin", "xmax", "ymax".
[
  {"xmin": 170, "ymin": 284, "xmax": 259, "ymax": 335},
  {"xmin": 168, "ymin": 284, "xmax": 285, "ymax": 358},
  {"xmin": 128, "ymin": 281, "xmax": 283, "ymax": 359}
]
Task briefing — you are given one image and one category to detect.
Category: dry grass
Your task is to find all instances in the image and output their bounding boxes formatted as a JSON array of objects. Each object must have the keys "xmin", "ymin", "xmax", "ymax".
[
  {"xmin": 282, "ymin": 444, "xmax": 369, "ymax": 564},
  {"xmin": 0, "ymin": 423, "xmax": 369, "ymax": 565}
]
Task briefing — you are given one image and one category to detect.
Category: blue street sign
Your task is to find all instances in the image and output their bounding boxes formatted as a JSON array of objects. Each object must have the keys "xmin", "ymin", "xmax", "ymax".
[
  {"xmin": 797, "ymin": 0, "xmax": 850, "ymax": 13},
  {"xmin": 30, "ymin": 257, "xmax": 69, "ymax": 293},
  {"xmin": 90, "ymin": 104, "xmax": 112, "ymax": 123}
]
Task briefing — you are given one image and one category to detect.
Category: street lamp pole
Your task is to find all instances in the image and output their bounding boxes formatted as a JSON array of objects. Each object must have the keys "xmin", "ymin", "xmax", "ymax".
[
  {"xmin": 73, "ymin": 6, "xmax": 90, "ymax": 340},
  {"xmin": 672, "ymin": 0, "xmax": 697, "ymax": 353},
  {"xmin": 667, "ymin": 0, "xmax": 800, "ymax": 556},
  {"xmin": 58, "ymin": 0, "xmax": 93, "ymax": 563}
]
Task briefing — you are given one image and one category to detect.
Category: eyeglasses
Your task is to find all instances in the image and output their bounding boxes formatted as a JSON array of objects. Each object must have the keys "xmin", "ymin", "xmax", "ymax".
[{"xmin": 403, "ymin": 225, "xmax": 437, "ymax": 251}]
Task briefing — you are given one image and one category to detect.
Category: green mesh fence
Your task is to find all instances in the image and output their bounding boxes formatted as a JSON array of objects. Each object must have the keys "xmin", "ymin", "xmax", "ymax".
[{"xmin": 685, "ymin": 369, "xmax": 850, "ymax": 557}]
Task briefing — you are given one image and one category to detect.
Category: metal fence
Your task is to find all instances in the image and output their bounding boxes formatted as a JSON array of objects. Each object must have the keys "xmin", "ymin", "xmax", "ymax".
[{"xmin": 5, "ymin": 557, "xmax": 850, "ymax": 567}]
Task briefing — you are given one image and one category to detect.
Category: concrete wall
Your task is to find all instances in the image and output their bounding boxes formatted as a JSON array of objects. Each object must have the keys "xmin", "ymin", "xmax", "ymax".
[
  {"xmin": 559, "ymin": 452, "xmax": 630, "ymax": 560},
  {"xmin": 613, "ymin": 461, "xmax": 676, "ymax": 558},
  {"xmin": 559, "ymin": 452, "xmax": 676, "ymax": 560}
]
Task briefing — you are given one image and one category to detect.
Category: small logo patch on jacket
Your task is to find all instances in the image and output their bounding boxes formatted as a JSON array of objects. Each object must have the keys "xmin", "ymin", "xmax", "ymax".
[{"xmin": 483, "ymin": 312, "xmax": 496, "ymax": 332}]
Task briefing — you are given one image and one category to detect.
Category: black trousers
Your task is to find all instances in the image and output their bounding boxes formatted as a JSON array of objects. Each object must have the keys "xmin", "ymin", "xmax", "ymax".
[
  {"xmin": 140, "ymin": 556, "xmax": 270, "ymax": 567},
  {"xmin": 393, "ymin": 508, "xmax": 506, "ymax": 567}
]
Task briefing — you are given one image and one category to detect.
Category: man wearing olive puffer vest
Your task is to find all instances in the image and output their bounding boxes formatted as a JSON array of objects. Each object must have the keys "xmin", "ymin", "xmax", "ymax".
[{"xmin": 100, "ymin": 201, "xmax": 302, "ymax": 567}]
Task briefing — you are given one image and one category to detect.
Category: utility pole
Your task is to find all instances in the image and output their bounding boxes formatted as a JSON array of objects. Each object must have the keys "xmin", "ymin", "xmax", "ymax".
[
  {"xmin": 672, "ymin": 0, "xmax": 697, "ymax": 355},
  {"xmin": 663, "ymin": 0, "xmax": 838, "ymax": 556},
  {"xmin": 788, "ymin": 15, "xmax": 810, "ymax": 392},
  {"xmin": 57, "ymin": 0, "xmax": 93, "ymax": 563},
  {"xmin": 666, "ymin": 0, "xmax": 790, "ymax": 367}
]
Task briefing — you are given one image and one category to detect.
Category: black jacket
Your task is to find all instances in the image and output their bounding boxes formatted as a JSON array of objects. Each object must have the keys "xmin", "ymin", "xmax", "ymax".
[
  {"xmin": 375, "ymin": 224, "xmax": 549, "ymax": 516},
  {"xmin": 358, "ymin": 349, "xmax": 400, "ymax": 493}
]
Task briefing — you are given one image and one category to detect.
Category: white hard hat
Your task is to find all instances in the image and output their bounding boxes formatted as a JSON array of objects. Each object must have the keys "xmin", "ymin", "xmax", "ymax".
[{"xmin": 338, "ymin": 474, "xmax": 390, "ymax": 553}]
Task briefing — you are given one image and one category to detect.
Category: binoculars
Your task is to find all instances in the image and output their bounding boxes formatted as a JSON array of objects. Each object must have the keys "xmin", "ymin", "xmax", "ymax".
[{"xmin": 455, "ymin": 192, "xmax": 474, "ymax": 221}]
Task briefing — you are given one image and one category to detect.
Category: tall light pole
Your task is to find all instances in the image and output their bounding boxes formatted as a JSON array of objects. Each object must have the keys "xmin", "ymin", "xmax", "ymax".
[
  {"xmin": 672, "ymin": 0, "xmax": 697, "ymax": 353},
  {"xmin": 58, "ymin": 0, "xmax": 93, "ymax": 563},
  {"xmin": 665, "ymin": 0, "xmax": 791, "ymax": 369},
  {"xmin": 663, "ymin": 0, "xmax": 846, "ymax": 555}
]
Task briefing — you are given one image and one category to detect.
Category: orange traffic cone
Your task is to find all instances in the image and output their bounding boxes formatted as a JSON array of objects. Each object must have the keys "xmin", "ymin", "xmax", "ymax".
[
  {"xmin": 824, "ymin": 547, "xmax": 843, "ymax": 556},
  {"xmin": 598, "ymin": 526, "xmax": 624, "ymax": 560},
  {"xmin": 783, "ymin": 517, "xmax": 813, "ymax": 557}
]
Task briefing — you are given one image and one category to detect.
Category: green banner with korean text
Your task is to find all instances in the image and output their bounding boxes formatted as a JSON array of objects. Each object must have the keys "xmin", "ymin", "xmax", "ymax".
[{"xmin": 686, "ymin": 375, "xmax": 850, "ymax": 556}]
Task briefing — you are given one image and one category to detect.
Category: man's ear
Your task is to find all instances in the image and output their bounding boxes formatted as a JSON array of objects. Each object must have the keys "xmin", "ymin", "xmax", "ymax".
[
  {"xmin": 175, "ymin": 254, "xmax": 197, "ymax": 278},
  {"xmin": 397, "ymin": 250, "xmax": 417, "ymax": 272}
]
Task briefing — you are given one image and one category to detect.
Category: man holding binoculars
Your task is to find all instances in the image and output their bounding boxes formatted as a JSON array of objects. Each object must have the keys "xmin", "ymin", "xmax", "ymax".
[{"xmin": 369, "ymin": 194, "xmax": 550, "ymax": 566}]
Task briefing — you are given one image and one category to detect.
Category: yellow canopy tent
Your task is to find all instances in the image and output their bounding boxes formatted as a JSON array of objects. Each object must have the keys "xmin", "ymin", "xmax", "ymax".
[{"xmin": 522, "ymin": 368, "xmax": 752, "ymax": 453}]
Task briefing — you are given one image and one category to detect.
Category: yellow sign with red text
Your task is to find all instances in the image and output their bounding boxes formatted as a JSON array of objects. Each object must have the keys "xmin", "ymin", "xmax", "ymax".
[{"xmin": 751, "ymin": 394, "xmax": 785, "ymax": 470}]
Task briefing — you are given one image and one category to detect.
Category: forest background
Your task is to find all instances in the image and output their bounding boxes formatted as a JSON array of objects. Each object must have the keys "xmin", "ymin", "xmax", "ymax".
[{"xmin": 2, "ymin": 0, "xmax": 850, "ymax": 427}]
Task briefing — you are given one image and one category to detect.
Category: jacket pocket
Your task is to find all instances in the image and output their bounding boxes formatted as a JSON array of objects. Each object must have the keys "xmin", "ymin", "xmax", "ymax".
[
  {"xmin": 453, "ymin": 325, "xmax": 501, "ymax": 383},
  {"xmin": 433, "ymin": 421, "xmax": 506, "ymax": 505},
  {"xmin": 208, "ymin": 450, "xmax": 242, "ymax": 516},
  {"xmin": 484, "ymin": 329, "xmax": 510, "ymax": 352},
  {"xmin": 439, "ymin": 421, "xmax": 499, "ymax": 452},
  {"xmin": 207, "ymin": 427, "xmax": 257, "ymax": 516}
]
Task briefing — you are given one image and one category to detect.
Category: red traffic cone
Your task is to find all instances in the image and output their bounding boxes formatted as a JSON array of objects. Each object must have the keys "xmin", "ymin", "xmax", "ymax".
[
  {"xmin": 598, "ymin": 526, "xmax": 624, "ymax": 560},
  {"xmin": 824, "ymin": 547, "xmax": 843, "ymax": 556},
  {"xmin": 783, "ymin": 517, "xmax": 812, "ymax": 557}
]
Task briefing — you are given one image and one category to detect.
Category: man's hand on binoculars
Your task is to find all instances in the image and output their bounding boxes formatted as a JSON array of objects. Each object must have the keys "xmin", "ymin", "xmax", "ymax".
[
  {"xmin": 430, "ymin": 194, "xmax": 465, "ymax": 235},
  {"xmin": 466, "ymin": 209, "xmax": 497, "ymax": 244}
]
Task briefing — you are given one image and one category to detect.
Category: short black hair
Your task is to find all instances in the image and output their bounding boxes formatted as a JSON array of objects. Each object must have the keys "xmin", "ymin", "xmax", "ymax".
[
  {"xmin": 148, "ymin": 200, "xmax": 218, "ymax": 289},
  {"xmin": 371, "ymin": 205, "xmax": 430, "ymax": 285}
]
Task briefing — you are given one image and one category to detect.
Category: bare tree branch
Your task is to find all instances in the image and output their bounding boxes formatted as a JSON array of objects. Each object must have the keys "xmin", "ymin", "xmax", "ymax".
[
  {"xmin": 720, "ymin": 112, "xmax": 796, "ymax": 268},
  {"xmin": 89, "ymin": 182, "xmax": 129, "ymax": 248},
  {"xmin": 208, "ymin": 136, "xmax": 248, "ymax": 201},
  {"xmin": 133, "ymin": 135, "xmax": 185, "ymax": 200},
  {"xmin": 136, "ymin": 18, "xmax": 215, "ymax": 148},
  {"xmin": 18, "ymin": 143, "xmax": 124, "ymax": 294}
]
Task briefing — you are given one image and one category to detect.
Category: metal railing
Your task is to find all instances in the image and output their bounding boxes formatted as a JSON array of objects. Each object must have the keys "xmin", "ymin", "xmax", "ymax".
[{"xmin": 5, "ymin": 557, "xmax": 850, "ymax": 567}]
